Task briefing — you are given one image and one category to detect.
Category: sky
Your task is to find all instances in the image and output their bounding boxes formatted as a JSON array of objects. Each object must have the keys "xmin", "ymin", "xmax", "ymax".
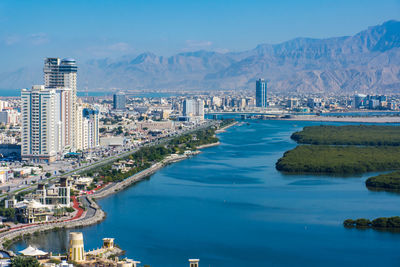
[{"xmin": 0, "ymin": 0, "xmax": 399, "ymax": 72}]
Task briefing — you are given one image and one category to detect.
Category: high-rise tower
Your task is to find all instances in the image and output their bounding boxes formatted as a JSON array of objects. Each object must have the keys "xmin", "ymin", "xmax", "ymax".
[
  {"xmin": 44, "ymin": 58, "xmax": 78, "ymax": 150},
  {"xmin": 255, "ymin": 79, "xmax": 267, "ymax": 108},
  {"xmin": 113, "ymin": 91, "xmax": 126, "ymax": 110},
  {"xmin": 44, "ymin": 58, "xmax": 77, "ymax": 93},
  {"xmin": 21, "ymin": 85, "xmax": 59, "ymax": 163}
]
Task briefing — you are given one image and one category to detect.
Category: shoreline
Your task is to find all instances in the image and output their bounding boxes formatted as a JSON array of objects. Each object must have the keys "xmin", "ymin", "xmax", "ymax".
[
  {"xmin": 279, "ymin": 115, "xmax": 400, "ymax": 123},
  {"xmin": 216, "ymin": 121, "xmax": 238, "ymax": 133},
  {"xmin": 0, "ymin": 122, "xmax": 236, "ymax": 253},
  {"xmin": 0, "ymin": 153, "xmax": 196, "ymax": 253},
  {"xmin": 196, "ymin": 142, "xmax": 220, "ymax": 149},
  {"xmin": 0, "ymin": 196, "xmax": 105, "ymax": 254}
]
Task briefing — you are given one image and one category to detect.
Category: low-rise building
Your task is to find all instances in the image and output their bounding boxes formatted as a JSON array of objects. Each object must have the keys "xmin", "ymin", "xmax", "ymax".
[
  {"xmin": 14, "ymin": 199, "xmax": 51, "ymax": 223},
  {"xmin": 136, "ymin": 120, "xmax": 174, "ymax": 131},
  {"xmin": 0, "ymin": 167, "xmax": 13, "ymax": 183},
  {"xmin": 23, "ymin": 177, "xmax": 71, "ymax": 208},
  {"xmin": 13, "ymin": 166, "xmax": 41, "ymax": 178}
]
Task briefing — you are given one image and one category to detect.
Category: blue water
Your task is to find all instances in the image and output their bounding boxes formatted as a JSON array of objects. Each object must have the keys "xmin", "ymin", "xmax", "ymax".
[{"xmin": 12, "ymin": 120, "xmax": 400, "ymax": 266}]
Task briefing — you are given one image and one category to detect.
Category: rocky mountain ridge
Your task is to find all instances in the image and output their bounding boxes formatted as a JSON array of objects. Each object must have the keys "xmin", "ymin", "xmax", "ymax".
[{"xmin": 1, "ymin": 20, "xmax": 399, "ymax": 94}]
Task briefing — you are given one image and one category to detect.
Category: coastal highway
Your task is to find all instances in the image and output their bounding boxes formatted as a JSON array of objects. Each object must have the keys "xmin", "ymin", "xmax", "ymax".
[{"xmin": 0, "ymin": 120, "xmax": 217, "ymax": 199}]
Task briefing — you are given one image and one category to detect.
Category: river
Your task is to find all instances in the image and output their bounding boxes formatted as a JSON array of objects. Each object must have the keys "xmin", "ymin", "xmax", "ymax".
[{"xmin": 11, "ymin": 120, "xmax": 400, "ymax": 266}]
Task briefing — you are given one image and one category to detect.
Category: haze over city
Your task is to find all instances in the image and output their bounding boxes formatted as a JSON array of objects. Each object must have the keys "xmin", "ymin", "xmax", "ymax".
[{"xmin": 0, "ymin": 0, "xmax": 399, "ymax": 92}]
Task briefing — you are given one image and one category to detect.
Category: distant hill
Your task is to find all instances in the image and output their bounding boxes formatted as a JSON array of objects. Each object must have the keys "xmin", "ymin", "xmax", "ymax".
[{"xmin": 1, "ymin": 20, "xmax": 399, "ymax": 93}]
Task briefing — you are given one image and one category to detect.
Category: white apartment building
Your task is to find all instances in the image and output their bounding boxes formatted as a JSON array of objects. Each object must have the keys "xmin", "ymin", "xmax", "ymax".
[
  {"xmin": 22, "ymin": 58, "xmax": 99, "ymax": 160},
  {"xmin": 21, "ymin": 85, "xmax": 59, "ymax": 163},
  {"xmin": 56, "ymin": 88, "xmax": 74, "ymax": 150},
  {"xmin": 82, "ymin": 108, "xmax": 99, "ymax": 150},
  {"xmin": 183, "ymin": 99, "xmax": 204, "ymax": 120},
  {"xmin": 0, "ymin": 108, "xmax": 20, "ymax": 125},
  {"xmin": 75, "ymin": 104, "xmax": 99, "ymax": 151},
  {"xmin": 75, "ymin": 104, "xmax": 84, "ymax": 151},
  {"xmin": 0, "ymin": 100, "xmax": 9, "ymax": 111}
]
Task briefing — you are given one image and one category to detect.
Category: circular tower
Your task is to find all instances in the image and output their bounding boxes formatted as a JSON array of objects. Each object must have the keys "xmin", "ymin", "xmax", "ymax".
[{"xmin": 68, "ymin": 232, "xmax": 85, "ymax": 262}]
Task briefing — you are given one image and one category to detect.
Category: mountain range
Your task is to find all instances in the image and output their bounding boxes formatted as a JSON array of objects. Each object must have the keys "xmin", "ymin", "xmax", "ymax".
[{"xmin": 1, "ymin": 20, "xmax": 399, "ymax": 94}]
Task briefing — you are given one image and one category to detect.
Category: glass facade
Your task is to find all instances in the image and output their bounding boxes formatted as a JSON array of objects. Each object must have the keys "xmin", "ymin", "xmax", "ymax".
[{"xmin": 256, "ymin": 79, "xmax": 267, "ymax": 108}]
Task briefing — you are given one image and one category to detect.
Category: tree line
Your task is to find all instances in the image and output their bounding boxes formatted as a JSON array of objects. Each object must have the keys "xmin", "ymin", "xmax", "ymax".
[
  {"xmin": 344, "ymin": 216, "xmax": 400, "ymax": 229},
  {"xmin": 365, "ymin": 171, "xmax": 400, "ymax": 191},
  {"xmin": 291, "ymin": 125, "xmax": 400, "ymax": 146},
  {"xmin": 276, "ymin": 145, "xmax": 400, "ymax": 174}
]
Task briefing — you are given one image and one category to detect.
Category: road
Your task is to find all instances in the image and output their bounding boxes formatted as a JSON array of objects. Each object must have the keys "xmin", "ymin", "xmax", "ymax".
[{"xmin": 0, "ymin": 120, "xmax": 216, "ymax": 199}]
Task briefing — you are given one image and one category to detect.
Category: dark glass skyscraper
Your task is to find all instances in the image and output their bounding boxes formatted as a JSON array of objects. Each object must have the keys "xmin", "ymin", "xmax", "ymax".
[
  {"xmin": 256, "ymin": 79, "xmax": 267, "ymax": 107},
  {"xmin": 113, "ymin": 92, "xmax": 126, "ymax": 110}
]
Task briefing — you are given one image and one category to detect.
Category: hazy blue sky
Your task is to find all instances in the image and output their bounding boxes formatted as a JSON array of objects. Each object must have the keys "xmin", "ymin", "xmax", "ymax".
[{"xmin": 0, "ymin": 0, "xmax": 399, "ymax": 71}]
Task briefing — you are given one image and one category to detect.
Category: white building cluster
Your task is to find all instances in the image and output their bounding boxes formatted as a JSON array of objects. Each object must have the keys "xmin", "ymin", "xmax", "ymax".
[
  {"xmin": 182, "ymin": 99, "xmax": 204, "ymax": 122},
  {"xmin": 0, "ymin": 100, "xmax": 20, "ymax": 125},
  {"xmin": 21, "ymin": 58, "xmax": 99, "ymax": 163}
]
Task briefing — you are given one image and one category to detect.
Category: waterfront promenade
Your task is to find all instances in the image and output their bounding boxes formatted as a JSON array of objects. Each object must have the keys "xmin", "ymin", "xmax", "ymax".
[
  {"xmin": 0, "ymin": 152, "xmax": 208, "ymax": 253},
  {"xmin": 0, "ymin": 121, "xmax": 236, "ymax": 254}
]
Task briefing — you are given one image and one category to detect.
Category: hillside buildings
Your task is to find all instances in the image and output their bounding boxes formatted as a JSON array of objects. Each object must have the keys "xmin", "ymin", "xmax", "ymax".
[{"xmin": 256, "ymin": 79, "xmax": 267, "ymax": 108}]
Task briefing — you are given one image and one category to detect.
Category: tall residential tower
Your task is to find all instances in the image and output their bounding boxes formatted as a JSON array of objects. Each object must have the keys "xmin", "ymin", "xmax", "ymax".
[
  {"xmin": 44, "ymin": 58, "xmax": 78, "ymax": 150},
  {"xmin": 21, "ymin": 86, "xmax": 59, "ymax": 163},
  {"xmin": 255, "ymin": 79, "xmax": 267, "ymax": 108},
  {"xmin": 44, "ymin": 58, "xmax": 77, "ymax": 94}
]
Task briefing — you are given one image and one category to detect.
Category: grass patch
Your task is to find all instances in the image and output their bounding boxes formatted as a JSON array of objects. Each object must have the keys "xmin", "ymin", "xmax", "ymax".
[
  {"xmin": 344, "ymin": 216, "xmax": 400, "ymax": 230},
  {"xmin": 366, "ymin": 171, "xmax": 400, "ymax": 191},
  {"xmin": 291, "ymin": 125, "xmax": 400, "ymax": 146},
  {"xmin": 276, "ymin": 145, "xmax": 400, "ymax": 174}
]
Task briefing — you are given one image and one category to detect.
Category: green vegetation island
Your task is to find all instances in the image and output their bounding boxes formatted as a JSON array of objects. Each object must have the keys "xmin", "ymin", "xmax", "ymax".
[
  {"xmin": 343, "ymin": 216, "xmax": 400, "ymax": 230},
  {"xmin": 365, "ymin": 171, "xmax": 400, "ymax": 191},
  {"xmin": 291, "ymin": 125, "xmax": 400, "ymax": 146},
  {"xmin": 276, "ymin": 145, "xmax": 400, "ymax": 174},
  {"xmin": 277, "ymin": 124, "xmax": 400, "ymax": 233},
  {"xmin": 276, "ymin": 125, "xmax": 400, "ymax": 174}
]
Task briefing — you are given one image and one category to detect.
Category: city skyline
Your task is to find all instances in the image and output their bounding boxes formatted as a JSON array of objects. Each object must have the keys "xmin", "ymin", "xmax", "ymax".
[{"xmin": 0, "ymin": 1, "xmax": 399, "ymax": 266}]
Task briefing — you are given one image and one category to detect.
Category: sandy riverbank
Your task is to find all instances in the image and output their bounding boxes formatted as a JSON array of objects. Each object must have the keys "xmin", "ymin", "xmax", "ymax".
[
  {"xmin": 196, "ymin": 142, "xmax": 220, "ymax": 149},
  {"xmin": 281, "ymin": 115, "xmax": 400, "ymax": 123},
  {"xmin": 216, "ymin": 121, "xmax": 238, "ymax": 133}
]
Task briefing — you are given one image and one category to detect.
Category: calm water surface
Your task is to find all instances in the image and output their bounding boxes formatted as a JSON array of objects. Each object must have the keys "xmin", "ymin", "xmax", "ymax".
[{"xmin": 12, "ymin": 120, "xmax": 400, "ymax": 266}]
